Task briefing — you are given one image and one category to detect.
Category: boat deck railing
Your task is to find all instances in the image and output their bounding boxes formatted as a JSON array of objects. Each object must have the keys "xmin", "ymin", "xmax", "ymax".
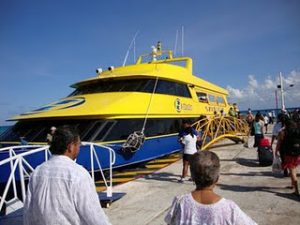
[
  {"xmin": 0, "ymin": 142, "xmax": 115, "ymax": 215},
  {"xmin": 193, "ymin": 115, "xmax": 249, "ymax": 150}
]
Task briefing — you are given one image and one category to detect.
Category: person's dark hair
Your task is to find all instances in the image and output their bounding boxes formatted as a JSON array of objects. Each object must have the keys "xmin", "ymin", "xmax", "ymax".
[
  {"xmin": 182, "ymin": 119, "xmax": 193, "ymax": 125},
  {"xmin": 185, "ymin": 127, "xmax": 195, "ymax": 138},
  {"xmin": 190, "ymin": 151, "xmax": 220, "ymax": 189},
  {"xmin": 255, "ymin": 113, "xmax": 261, "ymax": 122},
  {"xmin": 277, "ymin": 113, "xmax": 283, "ymax": 121},
  {"xmin": 49, "ymin": 126, "xmax": 80, "ymax": 155}
]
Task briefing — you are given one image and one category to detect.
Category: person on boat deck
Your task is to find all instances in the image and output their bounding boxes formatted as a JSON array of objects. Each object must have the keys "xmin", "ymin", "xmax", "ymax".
[
  {"xmin": 165, "ymin": 151, "xmax": 257, "ymax": 225},
  {"xmin": 46, "ymin": 126, "xmax": 56, "ymax": 145},
  {"xmin": 23, "ymin": 126, "xmax": 111, "ymax": 225},
  {"xmin": 228, "ymin": 107, "xmax": 236, "ymax": 117},
  {"xmin": 178, "ymin": 120, "xmax": 200, "ymax": 183}
]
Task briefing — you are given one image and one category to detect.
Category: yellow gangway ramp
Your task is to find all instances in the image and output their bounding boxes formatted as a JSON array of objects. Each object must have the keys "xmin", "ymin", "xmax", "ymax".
[{"xmin": 193, "ymin": 116, "xmax": 249, "ymax": 150}]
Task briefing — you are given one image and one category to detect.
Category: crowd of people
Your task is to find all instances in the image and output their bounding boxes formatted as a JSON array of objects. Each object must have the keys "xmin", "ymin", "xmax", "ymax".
[
  {"xmin": 274, "ymin": 109, "xmax": 300, "ymax": 196},
  {"xmin": 246, "ymin": 108, "xmax": 300, "ymax": 195}
]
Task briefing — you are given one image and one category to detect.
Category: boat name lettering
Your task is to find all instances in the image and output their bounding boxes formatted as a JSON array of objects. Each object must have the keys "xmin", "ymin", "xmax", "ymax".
[
  {"xmin": 181, "ymin": 103, "xmax": 192, "ymax": 111},
  {"xmin": 205, "ymin": 106, "xmax": 223, "ymax": 113},
  {"xmin": 174, "ymin": 98, "xmax": 192, "ymax": 112}
]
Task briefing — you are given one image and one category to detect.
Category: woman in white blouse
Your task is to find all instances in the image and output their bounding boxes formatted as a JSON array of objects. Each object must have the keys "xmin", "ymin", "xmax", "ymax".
[{"xmin": 165, "ymin": 151, "xmax": 257, "ymax": 225}]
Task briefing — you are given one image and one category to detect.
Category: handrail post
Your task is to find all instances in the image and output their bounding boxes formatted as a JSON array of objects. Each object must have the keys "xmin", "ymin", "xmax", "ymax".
[
  {"xmin": 107, "ymin": 150, "xmax": 113, "ymax": 198},
  {"xmin": 45, "ymin": 146, "xmax": 49, "ymax": 161},
  {"xmin": 18, "ymin": 156, "xmax": 26, "ymax": 202},
  {"xmin": 9, "ymin": 148, "xmax": 18, "ymax": 201},
  {"xmin": 90, "ymin": 144, "xmax": 95, "ymax": 182}
]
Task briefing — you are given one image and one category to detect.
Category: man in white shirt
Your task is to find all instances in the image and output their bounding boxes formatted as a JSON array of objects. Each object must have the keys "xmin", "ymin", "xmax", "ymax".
[{"xmin": 23, "ymin": 126, "xmax": 111, "ymax": 225}]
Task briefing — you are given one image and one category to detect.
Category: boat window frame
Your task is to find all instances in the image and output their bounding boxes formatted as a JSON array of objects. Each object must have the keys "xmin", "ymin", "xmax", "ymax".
[
  {"xmin": 216, "ymin": 96, "xmax": 226, "ymax": 106},
  {"xmin": 196, "ymin": 92, "xmax": 208, "ymax": 103},
  {"xmin": 208, "ymin": 94, "xmax": 217, "ymax": 104}
]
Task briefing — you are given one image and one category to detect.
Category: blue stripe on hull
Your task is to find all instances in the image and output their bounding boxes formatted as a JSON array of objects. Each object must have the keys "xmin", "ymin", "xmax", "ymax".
[
  {"xmin": 0, "ymin": 135, "xmax": 182, "ymax": 183},
  {"xmin": 77, "ymin": 134, "xmax": 182, "ymax": 170}
]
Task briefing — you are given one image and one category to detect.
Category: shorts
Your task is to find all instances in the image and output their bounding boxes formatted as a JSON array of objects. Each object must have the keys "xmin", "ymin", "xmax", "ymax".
[{"xmin": 183, "ymin": 154, "xmax": 193, "ymax": 162}]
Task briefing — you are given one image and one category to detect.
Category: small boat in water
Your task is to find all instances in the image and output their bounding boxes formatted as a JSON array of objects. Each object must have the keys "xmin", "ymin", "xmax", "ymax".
[{"xmin": 0, "ymin": 42, "xmax": 231, "ymax": 182}]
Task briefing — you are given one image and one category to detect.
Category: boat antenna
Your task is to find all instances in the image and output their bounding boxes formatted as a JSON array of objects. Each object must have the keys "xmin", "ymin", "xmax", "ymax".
[
  {"xmin": 174, "ymin": 29, "xmax": 179, "ymax": 56},
  {"xmin": 181, "ymin": 26, "xmax": 184, "ymax": 56},
  {"xmin": 122, "ymin": 31, "xmax": 139, "ymax": 66}
]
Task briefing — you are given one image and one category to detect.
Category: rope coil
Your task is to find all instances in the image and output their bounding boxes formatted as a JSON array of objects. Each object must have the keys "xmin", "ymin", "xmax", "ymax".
[{"xmin": 122, "ymin": 131, "xmax": 145, "ymax": 153}]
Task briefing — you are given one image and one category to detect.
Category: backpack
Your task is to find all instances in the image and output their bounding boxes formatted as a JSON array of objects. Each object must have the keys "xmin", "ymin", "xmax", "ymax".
[{"xmin": 283, "ymin": 128, "xmax": 300, "ymax": 156}]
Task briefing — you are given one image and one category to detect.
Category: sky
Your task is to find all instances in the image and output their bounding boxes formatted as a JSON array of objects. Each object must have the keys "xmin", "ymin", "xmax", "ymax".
[{"xmin": 1, "ymin": 0, "xmax": 300, "ymax": 125}]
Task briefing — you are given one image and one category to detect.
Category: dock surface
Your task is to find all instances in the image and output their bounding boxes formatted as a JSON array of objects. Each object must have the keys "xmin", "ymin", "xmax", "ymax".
[{"xmin": 105, "ymin": 137, "xmax": 300, "ymax": 225}]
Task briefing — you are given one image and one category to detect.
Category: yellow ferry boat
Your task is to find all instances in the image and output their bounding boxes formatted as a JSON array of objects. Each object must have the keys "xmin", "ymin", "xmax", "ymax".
[{"xmin": 0, "ymin": 42, "xmax": 230, "ymax": 172}]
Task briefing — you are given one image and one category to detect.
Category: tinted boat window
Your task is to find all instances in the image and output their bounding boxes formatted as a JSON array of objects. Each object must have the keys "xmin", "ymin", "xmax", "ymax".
[
  {"xmin": 155, "ymin": 80, "xmax": 191, "ymax": 98},
  {"xmin": 69, "ymin": 79, "xmax": 191, "ymax": 98},
  {"xmin": 100, "ymin": 118, "xmax": 184, "ymax": 142},
  {"xmin": 0, "ymin": 118, "xmax": 199, "ymax": 143},
  {"xmin": 0, "ymin": 120, "xmax": 96, "ymax": 142}
]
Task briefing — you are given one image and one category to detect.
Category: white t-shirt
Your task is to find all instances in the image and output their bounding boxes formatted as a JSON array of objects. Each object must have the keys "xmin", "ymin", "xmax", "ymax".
[
  {"xmin": 264, "ymin": 116, "xmax": 269, "ymax": 125},
  {"xmin": 181, "ymin": 133, "xmax": 198, "ymax": 155},
  {"xmin": 165, "ymin": 193, "xmax": 257, "ymax": 225}
]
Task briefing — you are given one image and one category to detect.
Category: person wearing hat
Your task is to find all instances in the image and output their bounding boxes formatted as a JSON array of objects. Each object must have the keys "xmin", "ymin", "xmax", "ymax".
[{"xmin": 46, "ymin": 126, "xmax": 56, "ymax": 145}]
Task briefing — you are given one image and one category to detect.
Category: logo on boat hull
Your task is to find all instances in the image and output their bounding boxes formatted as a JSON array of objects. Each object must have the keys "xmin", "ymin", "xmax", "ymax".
[
  {"xmin": 21, "ymin": 97, "xmax": 86, "ymax": 115},
  {"xmin": 174, "ymin": 98, "xmax": 193, "ymax": 113},
  {"xmin": 174, "ymin": 98, "xmax": 182, "ymax": 112}
]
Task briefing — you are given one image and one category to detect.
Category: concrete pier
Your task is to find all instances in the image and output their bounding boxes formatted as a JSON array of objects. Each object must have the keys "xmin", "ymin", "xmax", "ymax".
[{"xmin": 105, "ymin": 138, "xmax": 300, "ymax": 225}]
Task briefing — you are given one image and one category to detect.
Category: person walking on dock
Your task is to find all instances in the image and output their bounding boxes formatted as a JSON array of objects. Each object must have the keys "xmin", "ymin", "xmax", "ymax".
[
  {"xmin": 165, "ymin": 151, "xmax": 257, "ymax": 225},
  {"xmin": 275, "ymin": 118, "xmax": 300, "ymax": 196},
  {"xmin": 178, "ymin": 120, "xmax": 199, "ymax": 183},
  {"xmin": 253, "ymin": 113, "xmax": 264, "ymax": 147},
  {"xmin": 23, "ymin": 126, "xmax": 111, "ymax": 225}
]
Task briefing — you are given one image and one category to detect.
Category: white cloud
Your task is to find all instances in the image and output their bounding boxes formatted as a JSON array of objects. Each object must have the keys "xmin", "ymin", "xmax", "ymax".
[
  {"xmin": 248, "ymin": 75, "xmax": 258, "ymax": 88},
  {"xmin": 227, "ymin": 70, "xmax": 300, "ymax": 110}
]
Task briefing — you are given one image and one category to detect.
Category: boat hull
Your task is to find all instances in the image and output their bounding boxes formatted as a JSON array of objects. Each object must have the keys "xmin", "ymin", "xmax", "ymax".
[{"xmin": 0, "ymin": 134, "xmax": 182, "ymax": 183}]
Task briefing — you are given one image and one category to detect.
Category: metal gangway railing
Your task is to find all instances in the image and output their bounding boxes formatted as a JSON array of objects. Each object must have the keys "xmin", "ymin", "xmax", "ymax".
[
  {"xmin": 0, "ymin": 142, "xmax": 115, "ymax": 215},
  {"xmin": 193, "ymin": 115, "xmax": 249, "ymax": 150}
]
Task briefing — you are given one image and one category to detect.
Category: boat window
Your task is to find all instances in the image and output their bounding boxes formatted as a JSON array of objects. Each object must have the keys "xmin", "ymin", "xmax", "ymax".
[
  {"xmin": 0, "ymin": 118, "xmax": 201, "ymax": 143},
  {"xmin": 155, "ymin": 80, "xmax": 191, "ymax": 98},
  {"xmin": 69, "ymin": 79, "xmax": 156, "ymax": 96},
  {"xmin": 102, "ymin": 118, "xmax": 184, "ymax": 141},
  {"xmin": 104, "ymin": 119, "xmax": 144, "ymax": 141},
  {"xmin": 69, "ymin": 79, "xmax": 191, "ymax": 98},
  {"xmin": 196, "ymin": 92, "xmax": 208, "ymax": 102},
  {"xmin": 93, "ymin": 121, "xmax": 117, "ymax": 141},
  {"xmin": 81, "ymin": 121, "xmax": 105, "ymax": 141},
  {"xmin": 0, "ymin": 120, "xmax": 100, "ymax": 143},
  {"xmin": 208, "ymin": 94, "xmax": 216, "ymax": 103},
  {"xmin": 217, "ymin": 96, "xmax": 225, "ymax": 105}
]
